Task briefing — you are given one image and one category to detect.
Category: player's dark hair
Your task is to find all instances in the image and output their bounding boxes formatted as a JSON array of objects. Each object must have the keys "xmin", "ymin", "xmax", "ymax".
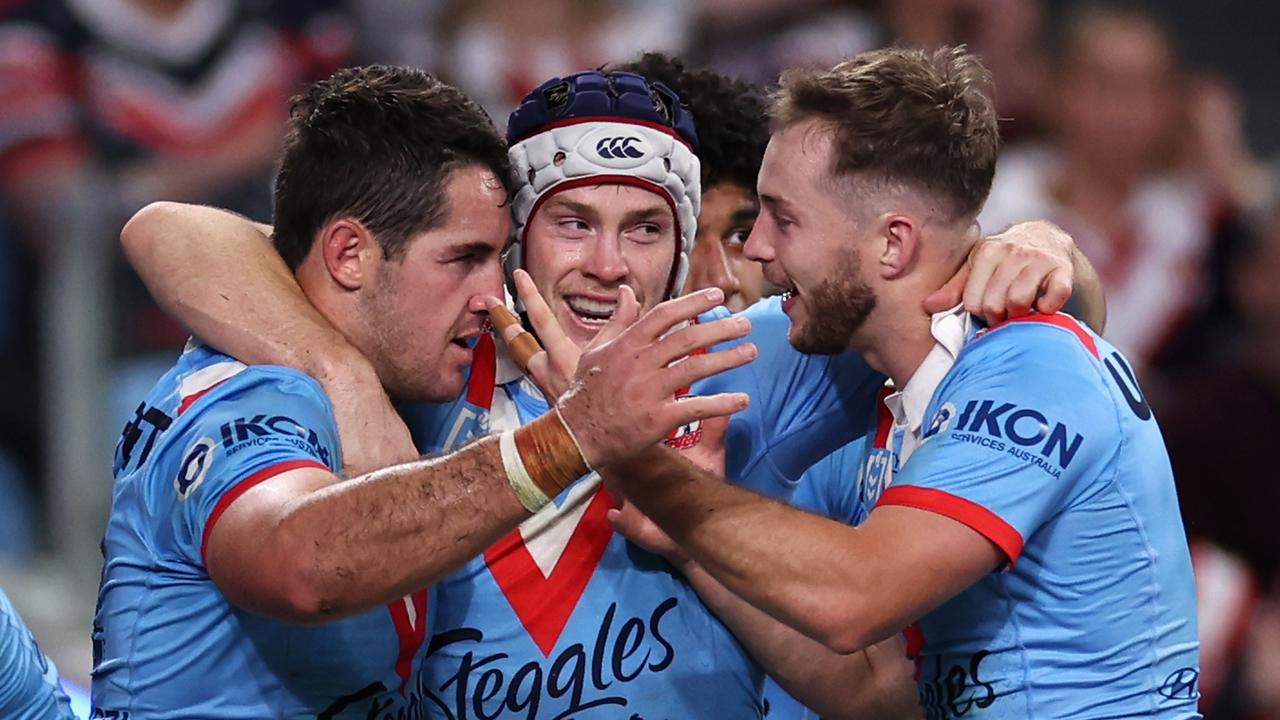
[
  {"xmin": 612, "ymin": 53, "xmax": 768, "ymax": 193},
  {"xmin": 771, "ymin": 46, "xmax": 999, "ymax": 220},
  {"xmin": 273, "ymin": 65, "xmax": 512, "ymax": 270}
]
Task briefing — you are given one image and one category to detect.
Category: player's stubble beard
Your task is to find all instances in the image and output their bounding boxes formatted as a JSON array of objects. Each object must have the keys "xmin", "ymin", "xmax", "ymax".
[
  {"xmin": 362, "ymin": 265, "xmax": 457, "ymax": 404},
  {"xmin": 791, "ymin": 243, "xmax": 877, "ymax": 355}
]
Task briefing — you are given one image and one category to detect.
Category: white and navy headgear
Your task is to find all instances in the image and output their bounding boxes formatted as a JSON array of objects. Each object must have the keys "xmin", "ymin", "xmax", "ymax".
[{"xmin": 505, "ymin": 70, "xmax": 702, "ymax": 301}]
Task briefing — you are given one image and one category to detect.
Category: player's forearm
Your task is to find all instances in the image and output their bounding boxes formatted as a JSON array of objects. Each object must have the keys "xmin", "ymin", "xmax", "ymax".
[
  {"xmin": 607, "ymin": 447, "xmax": 893, "ymax": 654},
  {"xmin": 273, "ymin": 436, "xmax": 528, "ymax": 620},
  {"xmin": 679, "ymin": 560, "xmax": 920, "ymax": 719},
  {"xmin": 120, "ymin": 201, "xmax": 361, "ymax": 376},
  {"xmin": 1065, "ymin": 243, "xmax": 1107, "ymax": 334}
]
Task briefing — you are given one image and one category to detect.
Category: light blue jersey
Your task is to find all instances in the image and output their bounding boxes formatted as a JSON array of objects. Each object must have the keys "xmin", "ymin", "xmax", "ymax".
[
  {"xmin": 400, "ymin": 297, "xmax": 885, "ymax": 720},
  {"xmin": 697, "ymin": 297, "xmax": 885, "ymax": 498},
  {"xmin": 878, "ymin": 315, "xmax": 1200, "ymax": 718},
  {"xmin": 0, "ymin": 587, "xmax": 75, "ymax": 720},
  {"xmin": 761, "ymin": 397, "xmax": 888, "ymax": 720},
  {"xmin": 405, "ymin": 334, "xmax": 763, "ymax": 719},
  {"xmin": 92, "ymin": 346, "xmax": 435, "ymax": 719}
]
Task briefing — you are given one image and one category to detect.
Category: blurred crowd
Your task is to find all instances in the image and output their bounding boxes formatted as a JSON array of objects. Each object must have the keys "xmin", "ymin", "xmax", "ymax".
[{"xmin": 0, "ymin": 0, "xmax": 1276, "ymax": 715}]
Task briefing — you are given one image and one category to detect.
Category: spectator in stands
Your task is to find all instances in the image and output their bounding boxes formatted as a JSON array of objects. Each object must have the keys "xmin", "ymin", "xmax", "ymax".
[
  {"xmin": 978, "ymin": 4, "xmax": 1214, "ymax": 370},
  {"xmin": 0, "ymin": 0, "xmax": 354, "ymax": 567},
  {"xmin": 435, "ymin": 0, "xmax": 691, "ymax": 121}
]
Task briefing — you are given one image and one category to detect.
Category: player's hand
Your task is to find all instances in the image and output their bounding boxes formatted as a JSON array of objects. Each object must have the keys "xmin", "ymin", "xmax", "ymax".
[
  {"xmin": 607, "ymin": 415, "xmax": 728, "ymax": 560},
  {"xmin": 555, "ymin": 288, "xmax": 756, "ymax": 468},
  {"xmin": 924, "ymin": 220, "xmax": 1075, "ymax": 323},
  {"xmin": 608, "ymin": 498, "xmax": 684, "ymax": 562},
  {"xmin": 485, "ymin": 268, "xmax": 641, "ymax": 399},
  {"xmin": 317, "ymin": 354, "xmax": 419, "ymax": 477}
]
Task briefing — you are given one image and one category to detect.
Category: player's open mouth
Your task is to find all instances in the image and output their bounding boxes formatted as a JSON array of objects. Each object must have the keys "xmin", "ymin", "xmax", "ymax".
[
  {"xmin": 565, "ymin": 296, "xmax": 617, "ymax": 326},
  {"xmin": 450, "ymin": 327, "xmax": 484, "ymax": 348}
]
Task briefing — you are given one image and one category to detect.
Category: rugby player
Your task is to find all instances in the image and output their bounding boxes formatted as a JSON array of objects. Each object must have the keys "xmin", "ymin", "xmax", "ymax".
[
  {"xmin": 92, "ymin": 65, "xmax": 750, "ymax": 718},
  {"xmin": 584, "ymin": 47, "xmax": 1201, "ymax": 717},
  {"xmin": 120, "ymin": 66, "xmax": 1100, "ymax": 719}
]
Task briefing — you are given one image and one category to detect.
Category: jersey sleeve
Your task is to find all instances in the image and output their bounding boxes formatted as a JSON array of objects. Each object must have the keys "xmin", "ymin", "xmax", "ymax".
[
  {"xmin": 157, "ymin": 368, "xmax": 342, "ymax": 566},
  {"xmin": 876, "ymin": 322, "xmax": 1118, "ymax": 566},
  {"xmin": 692, "ymin": 297, "xmax": 884, "ymax": 492},
  {"xmin": 0, "ymin": 592, "xmax": 74, "ymax": 720},
  {"xmin": 791, "ymin": 438, "xmax": 871, "ymax": 525}
]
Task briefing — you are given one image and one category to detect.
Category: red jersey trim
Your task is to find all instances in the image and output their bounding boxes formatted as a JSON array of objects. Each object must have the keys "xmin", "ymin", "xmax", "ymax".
[
  {"xmin": 986, "ymin": 313, "xmax": 1099, "ymax": 359},
  {"xmin": 872, "ymin": 386, "xmax": 894, "ymax": 449},
  {"xmin": 466, "ymin": 334, "xmax": 498, "ymax": 410},
  {"xmin": 199, "ymin": 459, "xmax": 329, "ymax": 563},
  {"xmin": 177, "ymin": 378, "xmax": 231, "ymax": 415},
  {"xmin": 876, "ymin": 485, "xmax": 1025, "ymax": 566}
]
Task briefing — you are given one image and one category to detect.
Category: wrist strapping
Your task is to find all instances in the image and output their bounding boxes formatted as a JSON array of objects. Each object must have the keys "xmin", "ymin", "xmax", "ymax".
[
  {"xmin": 499, "ymin": 429, "xmax": 549, "ymax": 513},
  {"xmin": 502, "ymin": 412, "xmax": 591, "ymax": 513}
]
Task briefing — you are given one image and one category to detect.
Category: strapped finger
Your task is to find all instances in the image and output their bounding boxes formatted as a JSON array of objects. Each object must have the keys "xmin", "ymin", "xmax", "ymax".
[
  {"xmin": 513, "ymin": 269, "xmax": 579, "ymax": 368},
  {"xmin": 488, "ymin": 303, "xmax": 545, "ymax": 370}
]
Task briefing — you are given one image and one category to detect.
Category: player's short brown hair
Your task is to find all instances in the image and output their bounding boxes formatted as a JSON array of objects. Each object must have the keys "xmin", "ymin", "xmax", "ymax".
[
  {"xmin": 770, "ymin": 46, "xmax": 999, "ymax": 219},
  {"xmin": 273, "ymin": 65, "xmax": 512, "ymax": 270}
]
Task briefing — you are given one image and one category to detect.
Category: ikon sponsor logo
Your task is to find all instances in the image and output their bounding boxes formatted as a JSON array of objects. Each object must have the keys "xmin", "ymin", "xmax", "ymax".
[
  {"xmin": 926, "ymin": 399, "xmax": 1084, "ymax": 476},
  {"xmin": 217, "ymin": 414, "xmax": 332, "ymax": 466}
]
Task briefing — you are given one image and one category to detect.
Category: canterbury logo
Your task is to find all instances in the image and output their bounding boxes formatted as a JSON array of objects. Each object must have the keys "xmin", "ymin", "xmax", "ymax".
[{"xmin": 595, "ymin": 136, "xmax": 645, "ymax": 159}]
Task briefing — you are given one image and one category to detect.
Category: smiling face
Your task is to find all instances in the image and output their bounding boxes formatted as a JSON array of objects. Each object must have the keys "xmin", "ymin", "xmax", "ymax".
[
  {"xmin": 746, "ymin": 120, "xmax": 877, "ymax": 354},
  {"xmin": 522, "ymin": 183, "xmax": 678, "ymax": 349},
  {"xmin": 361, "ymin": 165, "xmax": 510, "ymax": 402}
]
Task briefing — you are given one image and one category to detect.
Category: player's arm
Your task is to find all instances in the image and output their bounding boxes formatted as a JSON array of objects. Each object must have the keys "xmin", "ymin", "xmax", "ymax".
[
  {"xmin": 925, "ymin": 219, "xmax": 1107, "ymax": 333},
  {"xmin": 610, "ymin": 500, "xmax": 919, "ymax": 718},
  {"xmin": 207, "ymin": 433, "xmax": 527, "ymax": 623},
  {"xmin": 120, "ymin": 201, "xmax": 415, "ymax": 475},
  {"xmin": 602, "ymin": 326, "xmax": 1103, "ymax": 655},
  {"xmin": 606, "ymin": 452, "xmax": 999, "ymax": 653},
  {"xmin": 679, "ymin": 561, "xmax": 921, "ymax": 719},
  {"xmin": 205, "ymin": 290, "xmax": 754, "ymax": 624}
]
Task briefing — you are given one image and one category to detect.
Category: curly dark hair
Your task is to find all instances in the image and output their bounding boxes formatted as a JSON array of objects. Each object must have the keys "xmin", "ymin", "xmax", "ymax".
[
  {"xmin": 611, "ymin": 53, "xmax": 768, "ymax": 193},
  {"xmin": 273, "ymin": 65, "xmax": 512, "ymax": 270}
]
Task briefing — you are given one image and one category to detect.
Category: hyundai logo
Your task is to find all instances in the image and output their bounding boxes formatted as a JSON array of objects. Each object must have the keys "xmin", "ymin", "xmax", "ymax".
[{"xmin": 1157, "ymin": 668, "xmax": 1199, "ymax": 700}]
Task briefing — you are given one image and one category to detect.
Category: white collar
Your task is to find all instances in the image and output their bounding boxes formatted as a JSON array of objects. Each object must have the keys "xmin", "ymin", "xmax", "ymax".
[{"xmin": 884, "ymin": 305, "xmax": 971, "ymax": 442}]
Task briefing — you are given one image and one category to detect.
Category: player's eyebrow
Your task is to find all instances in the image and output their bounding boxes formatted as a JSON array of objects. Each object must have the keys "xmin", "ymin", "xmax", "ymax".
[
  {"xmin": 543, "ymin": 197, "xmax": 601, "ymax": 224},
  {"xmin": 619, "ymin": 206, "xmax": 671, "ymax": 228},
  {"xmin": 759, "ymin": 192, "xmax": 793, "ymax": 216},
  {"xmin": 729, "ymin": 204, "xmax": 759, "ymax": 226},
  {"xmin": 441, "ymin": 240, "xmax": 500, "ymax": 258}
]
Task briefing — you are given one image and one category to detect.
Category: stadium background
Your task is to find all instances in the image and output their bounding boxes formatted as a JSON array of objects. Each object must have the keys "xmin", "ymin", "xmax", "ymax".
[{"xmin": 0, "ymin": 0, "xmax": 1276, "ymax": 715}]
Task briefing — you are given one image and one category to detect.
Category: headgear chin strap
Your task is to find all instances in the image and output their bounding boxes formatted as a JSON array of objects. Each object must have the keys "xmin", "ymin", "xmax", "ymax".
[{"xmin": 504, "ymin": 70, "xmax": 701, "ymax": 305}]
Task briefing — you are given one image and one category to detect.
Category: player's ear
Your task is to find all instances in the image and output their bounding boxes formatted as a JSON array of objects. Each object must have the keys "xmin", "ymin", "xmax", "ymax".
[
  {"xmin": 320, "ymin": 217, "xmax": 378, "ymax": 291},
  {"xmin": 877, "ymin": 213, "xmax": 921, "ymax": 279}
]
